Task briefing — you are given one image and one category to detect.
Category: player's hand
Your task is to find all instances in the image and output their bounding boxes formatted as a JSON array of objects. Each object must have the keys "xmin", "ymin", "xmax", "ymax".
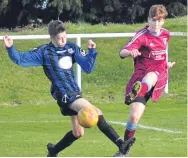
[
  {"xmin": 3, "ymin": 35, "xmax": 13, "ymax": 48},
  {"xmin": 129, "ymin": 49, "xmax": 141, "ymax": 57},
  {"xmin": 167, "ymin": 61, "xmax": 176, "ymax": 69},
  {"xmin": 88, "ymin": 39, "xmax": 96, "ymax": 49}
]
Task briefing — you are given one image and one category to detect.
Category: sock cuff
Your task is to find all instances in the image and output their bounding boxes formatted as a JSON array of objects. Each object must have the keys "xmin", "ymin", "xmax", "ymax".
[
  {"xmin": 126, "ymin": 122, "xmax": 137, "ymax": 131},
  {"xmin": 98, "ymin": 115, "xmax": 104, "ymax": 119},
  {"xmin": 97, "ymin": 115, "xmax": 105, "ymax": 124},
  {"xmin": 69, "ymin": 130, "xmax": 79, "ymax": 139},
  {"xmin": 115, "ymin": 137, "xmax": 121, "ymax": 142}
]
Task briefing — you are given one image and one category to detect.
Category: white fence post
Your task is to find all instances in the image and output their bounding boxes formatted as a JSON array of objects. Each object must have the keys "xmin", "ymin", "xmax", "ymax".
[
  {"xmin": 76, "ymin": 37, "xmax": 82, "ymax": 90},
  {"xmin": 164, "ymin": 44, "xmax": 169, "ymax": 94}
]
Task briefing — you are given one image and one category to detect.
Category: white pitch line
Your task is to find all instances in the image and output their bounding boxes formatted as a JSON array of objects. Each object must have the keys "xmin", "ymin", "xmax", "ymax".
[
  {"xmin": 0, "ymin": 120, "xmax": 69, "ymax": 123},
  {"xmin": 149, "ymin": 137, "xmax": 187, "ymax": 141},
  {"xmin": 0, "ymin": 120, "xmax": 183, "ymax": 134},
  {"xmin": 108, "ymin": 121, "xmax": 183, "ymax": 134}
]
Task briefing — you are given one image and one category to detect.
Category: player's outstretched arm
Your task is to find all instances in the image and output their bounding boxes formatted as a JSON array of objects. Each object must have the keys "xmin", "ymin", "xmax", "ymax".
[
  {"xmin": 120, "ymin": 49, "xmax": 141, "ymax": 58},
  {"xmin": 3, "ymin": 35, "xmax": 43, "ymax": 67},
  {"xmin": 74, "ymin": 39, "xmax": 97, "ymax": 74}
]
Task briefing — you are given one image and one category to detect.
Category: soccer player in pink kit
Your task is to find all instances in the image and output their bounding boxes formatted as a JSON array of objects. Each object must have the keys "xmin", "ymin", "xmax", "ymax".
[{"xmin": 114, "ymin": 5, "xmax": 176, "ymax": 156}]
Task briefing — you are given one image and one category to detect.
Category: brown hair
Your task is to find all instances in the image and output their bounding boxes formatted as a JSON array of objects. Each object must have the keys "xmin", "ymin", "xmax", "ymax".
[
  {"xmin": 48, "ymin": 20, "xmax": 66, "ymax": 37},
  {"xmin": 148, "ymin": 5, "xmax": 168, "ymax": 19}
]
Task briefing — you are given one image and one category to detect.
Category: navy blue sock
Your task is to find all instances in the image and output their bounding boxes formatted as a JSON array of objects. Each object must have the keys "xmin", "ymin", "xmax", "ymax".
[
  {"xmin": 97, "ymin": 115, "xmax": 123, "ymax": 147},
  {"xmin": 54, "ymin": 130, "xmax": 79, "ymax": 153}
]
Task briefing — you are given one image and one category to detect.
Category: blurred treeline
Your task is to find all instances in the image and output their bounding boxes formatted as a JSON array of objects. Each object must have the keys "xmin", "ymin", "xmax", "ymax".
[{"xmin": 0, "ymin": 0, "xmax": 187, "ymax": 28}]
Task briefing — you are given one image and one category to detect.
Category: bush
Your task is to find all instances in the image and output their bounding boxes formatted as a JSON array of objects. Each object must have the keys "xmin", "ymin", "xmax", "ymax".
[{"xmin": 167, "ymin": 2, "xmax": 187, "ymax": 18}]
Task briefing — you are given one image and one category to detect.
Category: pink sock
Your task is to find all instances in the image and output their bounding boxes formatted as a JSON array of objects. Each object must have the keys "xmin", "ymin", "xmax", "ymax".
[
  {"xmin": 124, "ymin": 128, "xmax": 136, "ymax": 141},
  {"xmin": 138, "ymin": 83, "xmax": 149, "ymax": 97}
]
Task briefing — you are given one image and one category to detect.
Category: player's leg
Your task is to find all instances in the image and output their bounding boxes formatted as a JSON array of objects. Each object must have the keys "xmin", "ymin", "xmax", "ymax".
[
  {"xmin": 114, "ymin": 102, "xmax": 145, "ymax": 157},
  {"xmin": 70, "ymin": 98, "xmax": 135, "ymax": 155},
  {"xmin": 71, "ymin": 115, "xmax": 84, "ymax": 138},
  {"xmin": 121, "ymin": 74, "xmax": 155, "ymax": 157},
  {"xmin": 47, "ymin": 95, "xmax": 82, "ymax": 157},
  {"xmin": 124, "ymin": 102, "xmax": 145, "ymax": 141},
  {"xmin": 125, "ymin": 72, "xmax": 158, "ymax": 104},
  {"xmin": 124, "ymin": 102, "xmax": 145, "ymax": 157},
  {"xmin": 47, "ymin": 116, "xmax": 84, "ymax": 157}
]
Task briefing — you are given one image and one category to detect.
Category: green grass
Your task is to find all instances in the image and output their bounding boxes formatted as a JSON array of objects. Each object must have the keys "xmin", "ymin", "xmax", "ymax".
[
  {"xmin": 0, "ymin": 37, "xmax": 186, "ymax": 103},
  {"xmin": 0, "ymin": 16, "xmax": 187, "ymax": 35},
  {"xmin": 0, "ymin": 16, "xmax": 187, "ymax": 156},
  {"xmin": 0, "ymin": 98, "xmax": 186, "ymax": 156}
]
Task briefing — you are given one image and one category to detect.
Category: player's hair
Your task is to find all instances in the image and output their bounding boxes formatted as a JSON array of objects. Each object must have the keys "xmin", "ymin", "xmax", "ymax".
[
  {"xmin": 148, "ymin": 4, "xmax": 168, "ymax": 19},
  {"xmin": 48, "ymin": 20, "xmax": 66, "ymax": 37}
]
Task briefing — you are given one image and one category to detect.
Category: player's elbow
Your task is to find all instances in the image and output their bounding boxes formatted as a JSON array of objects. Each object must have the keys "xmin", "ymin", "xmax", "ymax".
[
  {"xmin": 119, "ymin": 54, "xmax": 125, "ymax": 59},
  {"xmin": 83, "ymin": 63, "xmax": 95, "ymax": 74},
  {"xmin": 119, "ymin": 49, "xmax": 128, "ymax": 59},
  {"xmin": 84, "ymin": 68, "xmax": 93, "ymax": 74},
  {"xmin": 12, "ymin": 58, "xmax": 22, "ymax": 66},
  {"xmin": 12, "ymin": 59, "xmax": 29, "ymax": 67},
  {"xmin": 119, "ymin": 51, "xmax": 125, "ymax": 59},
  {"xmin": 8, "ymin": 52, "xmax": 25, "ymax": 66}
]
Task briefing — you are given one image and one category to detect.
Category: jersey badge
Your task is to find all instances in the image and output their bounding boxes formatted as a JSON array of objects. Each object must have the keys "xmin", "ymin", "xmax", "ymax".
[{"xmin": 68, "ymin": 48, "xmax": 74, "ymax": 54}]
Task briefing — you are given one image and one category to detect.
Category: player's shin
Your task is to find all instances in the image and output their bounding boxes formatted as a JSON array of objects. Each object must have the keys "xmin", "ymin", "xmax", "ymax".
[
  {"xmin": 97, "ymin": 115, "xmax": 124, "ymax": 147},
  {"xmin": 54, "ymin": 130, "xmax": 79, "ymax": 153}
]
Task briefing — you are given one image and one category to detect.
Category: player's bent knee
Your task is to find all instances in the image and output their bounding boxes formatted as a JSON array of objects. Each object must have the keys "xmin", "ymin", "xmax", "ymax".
[
  {"xmin": 95, "ymin": 108, "xmax": 102, "ymax": 115},
  {"xmin": 72, "ymin": 129, "xmax": 84, "ymax": 138}
]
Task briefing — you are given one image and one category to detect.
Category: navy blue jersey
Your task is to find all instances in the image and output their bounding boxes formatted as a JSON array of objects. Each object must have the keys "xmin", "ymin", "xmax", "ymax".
[{"xmin": 7, "ymin": 41, "xmax": 97, "ymax": 99}]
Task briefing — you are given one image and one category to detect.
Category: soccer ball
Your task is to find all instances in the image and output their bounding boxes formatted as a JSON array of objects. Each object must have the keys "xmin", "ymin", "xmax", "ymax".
[{"xmin": 77, "ymin": 107, "xmax": 99, "ymax": 128}]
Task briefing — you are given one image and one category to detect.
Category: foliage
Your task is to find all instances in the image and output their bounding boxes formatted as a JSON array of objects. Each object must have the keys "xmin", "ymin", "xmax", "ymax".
[
  {"xmin": 167, "ymin": 1, "xmax": 187, "ymax": 18},
  {"xmin": 0, "ymin": 0, "xmax": 187, "ymax": 28}
]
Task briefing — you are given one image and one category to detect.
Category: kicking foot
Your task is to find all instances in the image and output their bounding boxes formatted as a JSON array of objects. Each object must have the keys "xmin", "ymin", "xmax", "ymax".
[{"xmin": 125, "ymin": 81, "xmax": 142, "ymax": 105}]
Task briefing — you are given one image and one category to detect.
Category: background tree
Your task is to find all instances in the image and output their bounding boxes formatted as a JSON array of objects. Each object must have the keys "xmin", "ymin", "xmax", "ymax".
[
  {"xmin": 0, "ymin": 0, "xmax": 187, "ymax": 28},
  {"xmin": 167, "ymin": 1, "xmax": 187, "ymax": 18}
]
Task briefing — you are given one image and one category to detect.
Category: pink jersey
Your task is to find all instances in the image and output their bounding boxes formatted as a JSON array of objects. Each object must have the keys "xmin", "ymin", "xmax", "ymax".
[{"xmin": 124, "ymin": 27, "xmax": 170, "ymax": 71}]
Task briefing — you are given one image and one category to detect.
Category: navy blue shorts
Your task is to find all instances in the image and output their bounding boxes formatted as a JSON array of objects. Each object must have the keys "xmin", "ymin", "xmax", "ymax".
[{"xmin": 56, "ymin": 92, "xmax": 82, "ymax": 116}]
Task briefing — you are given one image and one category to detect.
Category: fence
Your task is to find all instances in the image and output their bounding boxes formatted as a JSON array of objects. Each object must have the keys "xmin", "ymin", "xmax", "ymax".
[{"xmin": 0, "ymin": 32, "xmax": 186, "ymax": 93}]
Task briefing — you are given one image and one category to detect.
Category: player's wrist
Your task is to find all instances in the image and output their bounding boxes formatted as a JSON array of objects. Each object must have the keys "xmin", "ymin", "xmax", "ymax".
[
  {"xmin": 6, "ymin": 45, "xmax": 14, "ymax": 49},
  {"xmin": 88, "ymin": 48, "xmax": 96, "ymax": 50}
]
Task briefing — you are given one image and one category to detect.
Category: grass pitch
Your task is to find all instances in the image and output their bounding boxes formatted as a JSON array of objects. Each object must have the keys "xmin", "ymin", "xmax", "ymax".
[{"xmin": 0, "ymin": 98, "xmax": 186, "ymax": 156}]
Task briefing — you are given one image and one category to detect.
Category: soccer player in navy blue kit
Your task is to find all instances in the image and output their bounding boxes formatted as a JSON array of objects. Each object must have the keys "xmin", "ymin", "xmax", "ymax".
[{"xmin": 3, "ymin": 20, "xmax": 135, "ymax": 157}]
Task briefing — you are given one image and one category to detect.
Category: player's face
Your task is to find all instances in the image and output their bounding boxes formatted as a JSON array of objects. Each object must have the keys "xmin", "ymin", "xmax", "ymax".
[
  {"xmin": 148, "ymin": 17, "xmax": 165, "ymax": 34},
  {"xmin": 51, "ymin": 31, "xmax": 67, "ymax": 47}
]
